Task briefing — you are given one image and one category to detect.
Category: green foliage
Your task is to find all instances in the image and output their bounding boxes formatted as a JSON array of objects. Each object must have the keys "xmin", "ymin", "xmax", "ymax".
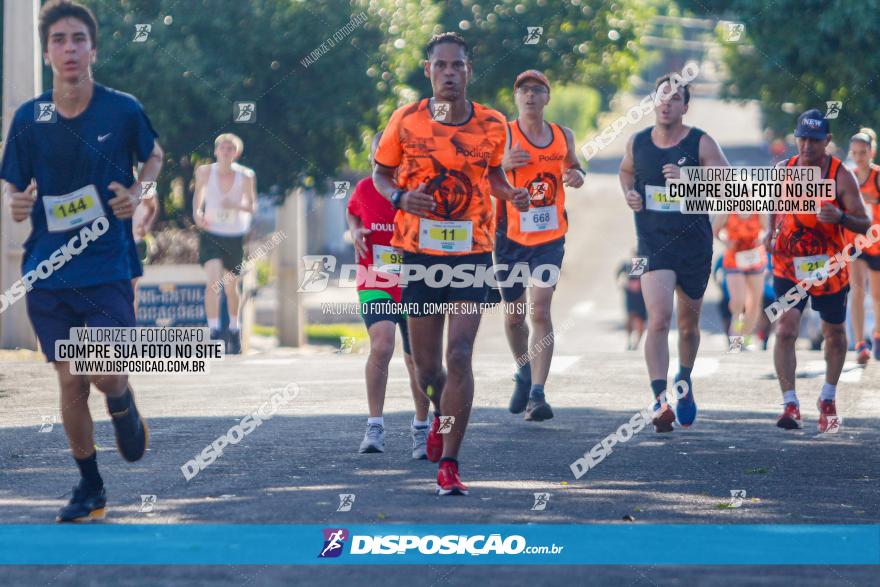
[
  {"xmin": 7, "ymin": 1, "xmax": 653, "ymax": 188},
  {"xmin": 543, "ymin": 84, "xmax": 602, "ymax": 148},
  {"xmin": 678, "ymin": 0, "xmax": 880, "ymax": 139}
]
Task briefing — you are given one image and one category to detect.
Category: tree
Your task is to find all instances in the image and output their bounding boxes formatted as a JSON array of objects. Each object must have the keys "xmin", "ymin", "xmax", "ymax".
[{"xmin": 678, "ymin": 0, "xmax": 880, "ymax": 140}]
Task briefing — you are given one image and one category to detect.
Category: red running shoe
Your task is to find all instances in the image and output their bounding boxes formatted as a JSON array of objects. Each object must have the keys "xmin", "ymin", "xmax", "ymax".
[
  {"xmin": 817, "ymin": 399, "xmax": 839, "ymax": 433},
  {"xmin": 776, "ymin": 402, "xmax": 801, "ymax": 430},
  {"xmin": 436, "ymin": 460, "xmax": 468, "ymax": 496},
  {"xmin": 426, "ymin": 415, "xmax": 443, "ymax": 462},
  {"xmin": 855, "ymin": 341, "xmax": 870, "ymax": 366},
  {"xmin": 652, "ymin": 401, "xmax": 675, "ymax": 433}
]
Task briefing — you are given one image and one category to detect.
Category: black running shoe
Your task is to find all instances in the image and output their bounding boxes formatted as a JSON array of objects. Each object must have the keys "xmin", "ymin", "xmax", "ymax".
[
  {"xmin": 56, "ymin": 481, "xmax": 106, "ymax": 523},
  {"xmin": 509, "ymin": 373, "xmax": 531, "ymax": 414},
  {"xmin": 524, "ymin": 395, "xmax": 554, "ymax": 421},
  {"xmin": 226, "ymin": 330, "xmax": 242, "ymax": 355},
  {"xmin": 108, "ymin": 391, "xmax": 149, "ymax": 462},
  {"xmin": 210, "ymin": 328, "xmax": 226, "ymax": 353}
]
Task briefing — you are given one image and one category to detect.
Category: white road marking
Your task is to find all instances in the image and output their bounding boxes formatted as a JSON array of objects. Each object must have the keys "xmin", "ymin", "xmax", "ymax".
[
  {"xmin": 242, "ymin": 359, "xmax": 299, "ymax": 366},
  {"xmin": 667, "ymin": 357, "xmax": 719, "ymax": 378},
  {"xmin": 550, "ymin": 355, "xmax": 581, "ymax": 374},
  {"xmin": 569, "ymin": 301, "xmax": 594, "ymax": 317}
]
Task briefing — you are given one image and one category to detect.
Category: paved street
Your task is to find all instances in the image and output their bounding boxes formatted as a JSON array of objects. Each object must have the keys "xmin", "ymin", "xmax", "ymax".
[{"xmin": 1, "ymin": 98, "xmax": 877, "ymax": 585}]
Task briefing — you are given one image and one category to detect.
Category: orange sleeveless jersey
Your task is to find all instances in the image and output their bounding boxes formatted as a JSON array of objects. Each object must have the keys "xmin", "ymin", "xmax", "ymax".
[
  {"xmin": 771, "ymin": 155, "xmax": 848, "ymax": 294},
  {"xmin": 722, "ymin": 214, "xmax": 766, "ymax": 271},
  {"xmin": 500, "ymin": 120, "xmax": 569, "ymax": 246},
  {"xmin": 374, "ymin": 99, "xmax": 506, "ymax": 255},
  {"xmin": 849, "ymin": 164, "xmax": 880, "ymax": 256}
]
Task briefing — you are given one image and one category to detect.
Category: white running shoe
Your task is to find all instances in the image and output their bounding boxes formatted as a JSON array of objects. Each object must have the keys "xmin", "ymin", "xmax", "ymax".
[
  {"xmin": 358, "ymin": 423, "xmax": 385, "ymax": 453},
  {"xmin": 411, "ymin": 423, "xmax": 428, "ymax": 460}
]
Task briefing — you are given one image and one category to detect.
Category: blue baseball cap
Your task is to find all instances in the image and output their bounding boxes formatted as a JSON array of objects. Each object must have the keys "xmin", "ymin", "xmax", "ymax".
[{"xmin": 794, "ymin": 109, "xmax": 830, "ymax": 139}]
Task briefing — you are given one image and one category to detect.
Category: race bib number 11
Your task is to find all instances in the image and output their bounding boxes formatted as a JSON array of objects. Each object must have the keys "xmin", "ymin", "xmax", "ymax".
[
  {"xmin": 42, "ymin": 184, "xmax": 105, "ymax": 233},
  {"xmin": 419, "ymin": 219, "xmax": 473, "ymax": 253},
  {"xmin": 644, "ymin": 184, "xmax": 680, "ymax": 212}
]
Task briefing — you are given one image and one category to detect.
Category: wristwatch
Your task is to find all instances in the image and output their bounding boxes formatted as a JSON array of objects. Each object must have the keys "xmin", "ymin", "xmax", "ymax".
[
  {"xmin": 838, "ymin": 212, "xmax": 847, "ymax": 225},
  {"xmin": 391, "ymin": 189, "xmax": 405, "ymax": 209}
]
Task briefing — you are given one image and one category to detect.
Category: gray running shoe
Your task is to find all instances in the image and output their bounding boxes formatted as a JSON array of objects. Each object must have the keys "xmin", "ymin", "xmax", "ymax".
[
  {"xmin": 358, "ymin": 423, "xmax": 385, "ymax": 453},
  {"xmin": 411, "ymin": 423, "xmax": 429, "ymax": 460}
]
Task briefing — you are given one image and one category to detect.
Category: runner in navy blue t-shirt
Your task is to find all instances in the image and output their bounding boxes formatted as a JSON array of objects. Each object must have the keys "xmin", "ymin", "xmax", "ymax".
[{"xmin": 0, "ymin": 1, "xmax": 164, "ymax": 522}]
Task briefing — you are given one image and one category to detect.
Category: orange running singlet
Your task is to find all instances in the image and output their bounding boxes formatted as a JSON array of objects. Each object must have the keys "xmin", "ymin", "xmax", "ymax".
[
  {"xmin": 722, "ymin": 214, "xmax": 766, "ymax": 271},
  {"xmin": 772, "ymin": 155, "xmax": 848, "ymax": 294},
  {"xmin": 374, "ymin": 99, "xmax": 506, "ymax": 255},
  {"xmin": 500, "ymin": 120, "xmax": 569, "ymax": 246},
  {"xmin": 851, "ymin": 164, "xmax": 880, "ymax": 256}
]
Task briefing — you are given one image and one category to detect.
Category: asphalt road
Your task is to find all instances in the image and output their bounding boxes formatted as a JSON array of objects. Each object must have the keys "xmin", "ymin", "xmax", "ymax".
[{"xmin": 1, "ymin": 98, "xmax": 878, "ymax": 585}]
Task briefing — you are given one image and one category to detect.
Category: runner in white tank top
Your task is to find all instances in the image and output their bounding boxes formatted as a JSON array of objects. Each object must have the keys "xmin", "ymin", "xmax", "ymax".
[{"xmin": 193, "ymin": 133, "xmax": 257, "ymax": 354}]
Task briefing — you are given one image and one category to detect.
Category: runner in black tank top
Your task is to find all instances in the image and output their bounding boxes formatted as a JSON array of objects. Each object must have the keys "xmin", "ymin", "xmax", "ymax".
[{"xmin": 619, "ymin": 72, "xmax": 730, "ymax": 433}]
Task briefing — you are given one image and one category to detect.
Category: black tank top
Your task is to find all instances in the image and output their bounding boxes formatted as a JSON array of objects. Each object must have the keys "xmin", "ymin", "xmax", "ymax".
[{"xmin": 633, "ymin": 126, "xmax": 712, "ymax": 256}]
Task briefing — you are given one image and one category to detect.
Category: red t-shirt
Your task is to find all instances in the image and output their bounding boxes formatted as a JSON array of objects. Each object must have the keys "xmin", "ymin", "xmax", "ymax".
[{"xmin": 346, "ymin": 177, "xmax": 403, "ymax": 303}]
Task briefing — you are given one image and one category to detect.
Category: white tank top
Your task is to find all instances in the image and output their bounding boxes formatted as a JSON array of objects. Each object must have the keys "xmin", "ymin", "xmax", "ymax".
[{"xmin": 203, "ymin": 162, "xmax": 253, "ymax": 236}]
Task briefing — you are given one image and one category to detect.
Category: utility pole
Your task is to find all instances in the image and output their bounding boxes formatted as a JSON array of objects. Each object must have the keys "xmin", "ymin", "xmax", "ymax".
[{"xmin": 1, "ymin": 0, "xmax": 40, "ymax": 350}]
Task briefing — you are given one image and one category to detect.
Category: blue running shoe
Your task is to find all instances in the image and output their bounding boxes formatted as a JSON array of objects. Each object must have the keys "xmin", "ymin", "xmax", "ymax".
[
  {"xmin": 56, "ymin": 481, "xmax": 106, "ymax": 523},
  {"xmin": 509, "ymin": 373, "xmax": 531, "ymax": 414},
  {"xmin": 675, "ymin": 380, "xmax": 697, "ymax": 427}
]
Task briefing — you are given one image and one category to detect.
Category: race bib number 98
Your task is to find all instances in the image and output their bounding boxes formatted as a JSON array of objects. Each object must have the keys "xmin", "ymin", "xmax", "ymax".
[
  {"xmin": 43, "ymin": 184, "xmax": 105, "ymax": 233},
  {"xmin": 372, "ymin": 244, "xmax": 403, "ymax": 273}
]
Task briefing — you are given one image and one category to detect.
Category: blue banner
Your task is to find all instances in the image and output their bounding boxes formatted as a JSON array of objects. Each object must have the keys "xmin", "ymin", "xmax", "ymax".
[{"xmin": 1, "ymin": 525, "xmax": 878, "ymax": 565}]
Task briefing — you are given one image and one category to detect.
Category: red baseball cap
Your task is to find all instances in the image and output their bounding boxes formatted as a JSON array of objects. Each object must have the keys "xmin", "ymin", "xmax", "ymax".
[{"xmin": 514, "ymin": 70, "xmax": 550, "ymax": 92}]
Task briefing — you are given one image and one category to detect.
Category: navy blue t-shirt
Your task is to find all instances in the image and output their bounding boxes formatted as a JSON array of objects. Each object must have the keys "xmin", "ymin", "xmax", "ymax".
[{"xmin": 0, "ymin": 83, "xmax": 157, "ymax": 289}]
